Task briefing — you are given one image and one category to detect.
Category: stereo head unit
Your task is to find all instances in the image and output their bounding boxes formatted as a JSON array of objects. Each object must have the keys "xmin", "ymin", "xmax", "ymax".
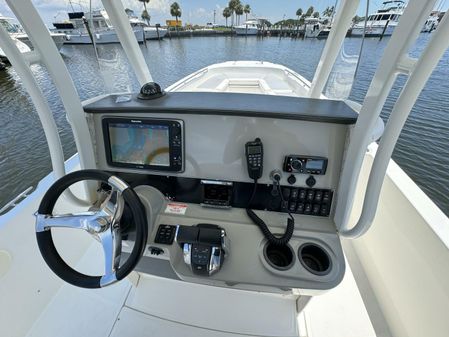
[{"xmin": 102, "ymin": 117, "xmax": 184, "ymax": 172}]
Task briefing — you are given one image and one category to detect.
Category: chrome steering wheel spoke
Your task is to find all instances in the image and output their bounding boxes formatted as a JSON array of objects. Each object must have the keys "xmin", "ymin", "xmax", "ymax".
[
  {"xmin": 35, "ymin": 185, "xmax": 125, "ymax": 287},
  {"xmin": 35, "ymin": 170, "xmax": 147, "ymax": 289}
]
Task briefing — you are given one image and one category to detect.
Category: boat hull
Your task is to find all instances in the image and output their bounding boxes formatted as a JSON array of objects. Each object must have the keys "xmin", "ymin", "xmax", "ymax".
[
  {"xmin": 144, "ymin": 27, "xmax": 167, "ymax": 39},
  {"xmin": 64, "ymin": 29, "xmax": 145, "ymax": 44},
  {"xmin": 13, "ymin": 33, "xmax": 66, "ymax": 51},
  {"xmin": 0, "ymin": 38, "xmax": 31, "ymax": 66},
  {"xmin": 234, "ymin": 27, "xmax": 259, "ymax": 35},
  {"xmin": 351, "ymin": 24, "xmax": 396, "ymax": 37}
]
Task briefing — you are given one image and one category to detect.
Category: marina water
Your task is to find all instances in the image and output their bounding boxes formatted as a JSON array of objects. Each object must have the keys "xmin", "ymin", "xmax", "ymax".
[{"xmin": 0, "ymin": 34, "xmax": 448, "ymax": 215}]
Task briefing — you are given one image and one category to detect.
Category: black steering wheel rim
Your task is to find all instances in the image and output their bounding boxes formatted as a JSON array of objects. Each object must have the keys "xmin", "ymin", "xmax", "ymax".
[{"xmin": 36, "ymin": 169, "xmax": 148, "ymax": 289}]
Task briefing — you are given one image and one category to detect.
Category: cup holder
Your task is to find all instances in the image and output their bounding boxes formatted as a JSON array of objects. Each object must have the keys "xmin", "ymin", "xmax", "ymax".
[
  {"xmin": 298, "ymin": 243, "xmax": 331, "ymax": 275},
  {"xmin": 263, "ymin": 242, "xmax": 294, "ymax": 271}
]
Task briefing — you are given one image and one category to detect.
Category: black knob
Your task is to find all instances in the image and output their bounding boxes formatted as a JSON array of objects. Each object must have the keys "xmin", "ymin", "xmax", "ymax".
[
  {"xmin": 306, "ymin": 175, "xmax": 316, "ymax": 187},
  {"xmin": 137, "ymin": 82, "xmax": 165, "ymax": 100},
  {"xmin": 287, "ymin": 174, "xmax": 296, "ymax": 185},
  {"xmin": 291, "ymin": 159, "xmax": 302, "ymax": 171}
]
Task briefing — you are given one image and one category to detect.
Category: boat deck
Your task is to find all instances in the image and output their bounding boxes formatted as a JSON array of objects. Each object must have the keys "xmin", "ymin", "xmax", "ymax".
[{"xmin": 0, "ymin": 156, "xmax": 376, "ymax": 337}]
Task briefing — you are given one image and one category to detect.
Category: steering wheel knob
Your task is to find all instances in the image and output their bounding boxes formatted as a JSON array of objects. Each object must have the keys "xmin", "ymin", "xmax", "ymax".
[{"xmin": 35, "ymin": 170, "xmax": 148, "ymax": 288}]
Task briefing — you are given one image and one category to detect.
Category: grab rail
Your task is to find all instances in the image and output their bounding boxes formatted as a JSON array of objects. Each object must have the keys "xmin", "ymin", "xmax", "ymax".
[
  {"xmin": 0, "ymin": 187, "xmax": 33, "ymax": 215},
  {"xmin": 340, "ymin": 7, "xmax": 449, "ymax": 238},
  {"xmin": 6, "ymin": 0, "xmax": 96, "ymax": 175},
  {"xmin": 336, "ymin": 0, "xmax": 444, "ymax": 237},
  {"xmin": 0, "ymin": 23, "xmax": 88, "ymax": 207}
]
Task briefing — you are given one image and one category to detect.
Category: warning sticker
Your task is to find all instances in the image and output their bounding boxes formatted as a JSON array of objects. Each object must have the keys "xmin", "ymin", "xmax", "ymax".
[{"xmin": 164, "ymin": 203, "xmax": 188, "ymax": 215}]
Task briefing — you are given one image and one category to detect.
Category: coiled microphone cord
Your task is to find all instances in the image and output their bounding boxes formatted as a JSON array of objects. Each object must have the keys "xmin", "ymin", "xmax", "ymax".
[{"xmin": 246, "ymin": 179, "xmax": 295, "ymax": 246}]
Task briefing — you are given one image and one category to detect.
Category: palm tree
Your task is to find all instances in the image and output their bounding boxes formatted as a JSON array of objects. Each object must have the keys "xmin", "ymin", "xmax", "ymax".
[
  {"xmin": 228, "ymin": 0, "xmax": 240, "ymax": 27},
  {"xmin": 138, "ymin": 0, "xmax": 150, "ymax": 25},
  {"xmin": 295, "ymin": 8, "xmax": 303, "ymax": 36},
  {"xmin": 235, "ymin": 3, "xmax": 244, "ymax": 25},
  {"xmin": 296, "ymin": 8, "xmax": 303, "ymax": 26},
  {"xmin": 170, "ymin": 2, "xmax": 182, "ymax": 31},
  {"xmin": 244, "ymin": 4, "xmax": 251, "ymax": 22},
  {"xmin": 141, "ymin": 9, "xmax": 150, "ymax": 25},
  {"xmin": 306, "ymin": 6, "xmax": 314, "ymax": 17},
  {"xmin": 322, "ymin": 6, "xmax": 332, "ymax": 18},
  {"xmin": 223, "ymin": 7, "xmax": 231, "ymax": 27},
  {"xmin": 313, "ymin": 11, "xmax": 320, "ymax": 18}
]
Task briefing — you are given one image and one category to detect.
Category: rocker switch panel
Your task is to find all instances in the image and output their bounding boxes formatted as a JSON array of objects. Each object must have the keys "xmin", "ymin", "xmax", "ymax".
[{"xmin": 155, "ymin": 224, "xmax": 176, "ymax": 245}]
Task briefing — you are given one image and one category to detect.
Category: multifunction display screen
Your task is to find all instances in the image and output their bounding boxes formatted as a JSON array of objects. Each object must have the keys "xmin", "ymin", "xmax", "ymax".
[
  {"xmin": 109, "ymin": 123, "xmax": 170, "ymax": 166},
  {"xmin": 103, "ymin": 118, "xmax": 183, "ymax": 172}
]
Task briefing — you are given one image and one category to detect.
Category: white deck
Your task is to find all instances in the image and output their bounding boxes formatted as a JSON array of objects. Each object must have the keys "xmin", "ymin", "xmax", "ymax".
[
  {"xmin": 166, "ymin": 61, "xmax": 314, "ymax": 98},
  {"xmin": 0, "ymin": 155, "xmax": 375, "ymax": 337}
]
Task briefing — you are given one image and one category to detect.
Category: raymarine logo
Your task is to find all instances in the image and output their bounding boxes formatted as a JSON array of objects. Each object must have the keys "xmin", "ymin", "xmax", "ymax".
[{"xmin": 130, "ymin": 120, "xmax": 142, "ymax": 123}]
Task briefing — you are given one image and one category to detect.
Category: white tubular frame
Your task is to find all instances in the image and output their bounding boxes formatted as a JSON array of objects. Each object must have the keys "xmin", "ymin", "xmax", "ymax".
[
  {"xmin": 335, "ymin": 0, "xmax": 440, "ymax": 237},
  {"xmin": 341, "ymin": 8, "xmax": 449, "ymax": 238},
  {"xmin": 6, "ymin": 0, "xmax": 96, "ymax": 173},
  {"xmin": 309, "ymin": 0, "xmax": 360, "ymax": 98},
  {"xmin": 2, "ymin": 0, "xmax": 154, "ymax": 201},
  {"xmin": 101, "ymin": 0, "xmax": 152, "ymax": 86},
  {"xmin": 0, "ymin": 24, "xmax": 87, "ymax": 206}
]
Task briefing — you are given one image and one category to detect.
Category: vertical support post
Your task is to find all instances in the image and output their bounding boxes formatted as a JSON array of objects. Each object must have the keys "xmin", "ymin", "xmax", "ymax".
[
  {"xmin": 101, "ymin": 0, "xmax": 152, "ymax": 86},
  {"xmin": 339, "ymin": 7, "xmax": 449, "ymax": 238},
  {"xmin": 0, "ymin": 26, "xmax": 88, "ymax": 206},
  {"xmin": 6, "ymin": 0, "xmax": 96, "ymax": 173},
  {"xmin": 0, "ymin": 27, "xmax": 65, "ymax": 179},
  {"xmin": 335, "ymin": 0, "xmax": 438, "ymax": 234},
  {"xmin": 309, "ymin": 0, "xmax": 359, "ymax": 98}
]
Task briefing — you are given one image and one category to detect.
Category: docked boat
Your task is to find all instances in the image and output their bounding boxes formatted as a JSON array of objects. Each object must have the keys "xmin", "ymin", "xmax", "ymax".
[
  {"xmin": 234, "ymin": 19, "xmax": 259, "ymax": 35},
  {"xmin": 0, "ymin": 36, "xmax": 30, "ymax": 66},
  {"xmin": 52, "ymin": 10, "xmax": 145, "ymax": 44},
  {"xmin": 422, "ymin": 14, "xmax": 439, "ymax": 32},
  {"xmin": 1, "ymin": 0, "xmax": 449, "ymax": 337},
  {"xmin": 351, "ymin": 0, "xmax": 405, "ymax": 37},
  {"xmin": 129, "ymin": 17, "xmax": 167, "ymax": 40},
  {"xmin": 1, "ymin": 14, "xmax": 66, "ymax": 50}
]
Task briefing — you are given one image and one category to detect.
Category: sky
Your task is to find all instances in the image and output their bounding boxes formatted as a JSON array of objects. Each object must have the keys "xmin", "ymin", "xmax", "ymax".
[{"xmin": 0, "ymin": 0, "xmax": 447, "ymax": 27}]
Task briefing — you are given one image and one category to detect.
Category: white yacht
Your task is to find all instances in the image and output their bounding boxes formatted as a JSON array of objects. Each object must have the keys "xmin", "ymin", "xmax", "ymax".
[
  {"xmin": 351, "ymin": 0, "xmax": 406, "ymax": 37},
  {"xmin": 234, "ymin": 19, "xmax": 259, "ymax": 35},
  {"xmin": 1, "ymin": 1, "xmax": 449, "ymax": 337},
  {"xmin": 0, "ymin": 36, "xmax": 30, "ymax": 68},
  {"xmin": 0, "ymin": 14, "xmax": 66, "ymax": 50},
  {"xmin": 422, "ymin": 13, "xmax": 439, "ymax": 32},
  {"xmin": 52, "ymin": 10, "xmax": 145, "ymax": 44},
  {"xmin": 129, "ymin": 17, "xmax": 167, "ymax": 40},
  {"xmin": 304, "ymin": 17, "xmax": 324, "ymax": 38}
]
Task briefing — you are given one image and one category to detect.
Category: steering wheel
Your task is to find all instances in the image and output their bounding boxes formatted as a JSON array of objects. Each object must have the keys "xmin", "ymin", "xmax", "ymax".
[{"xmin": 35, "ymin": 170, "xmax": 148, "ymax": 288}]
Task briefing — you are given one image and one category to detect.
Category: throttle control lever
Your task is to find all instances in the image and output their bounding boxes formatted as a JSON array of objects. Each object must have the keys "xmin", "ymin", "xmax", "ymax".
[{"xmin": 175, "ymin": 224, "xmax": 228, "ymax": 276}]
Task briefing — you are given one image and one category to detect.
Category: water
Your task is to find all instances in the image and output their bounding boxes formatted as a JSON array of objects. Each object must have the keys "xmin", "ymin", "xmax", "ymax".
[{"xmin": 1, "ymin": 35, "xmax": 448, "ymax": 216}]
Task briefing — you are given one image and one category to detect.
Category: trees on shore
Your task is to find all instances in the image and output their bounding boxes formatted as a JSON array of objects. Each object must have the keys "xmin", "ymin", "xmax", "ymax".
[
  {"xmin": 223, "ymin": 7, "xmax": 231, "ymax": 27},
  {"xmin": 226, "ymin": 0, "xmax": 251, "ymax": 27},
  {"xmin": 244, "ymin": 4, "xmax": 251, "ymax": 22},
  {"xmin": 138, "ymin": 0, "xmax": 151, "ymax": 25},
  {"xmin": 170, "ymin": 2, "xmax": 181, "ymax": 29}
]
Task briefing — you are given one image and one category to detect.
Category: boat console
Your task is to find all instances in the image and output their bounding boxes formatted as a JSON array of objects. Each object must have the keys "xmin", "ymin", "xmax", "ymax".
[
  {"xmin": 62, "ymin": 91, "xmax": 357, "ymax": 294},
  {"xmin": 32, "ymin": 90, "xmax": 359, "ymax": 293}
]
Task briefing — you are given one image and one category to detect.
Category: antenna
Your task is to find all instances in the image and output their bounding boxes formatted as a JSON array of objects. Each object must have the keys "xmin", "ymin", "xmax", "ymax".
[{"xmin": 69, "ymin": 0, "xmax": 75, "ymax": 13}]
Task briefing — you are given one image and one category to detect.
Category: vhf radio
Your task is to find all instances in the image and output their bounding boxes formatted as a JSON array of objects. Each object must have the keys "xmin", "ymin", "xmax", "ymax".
[
  {"xmin": 245, "ymin": 137, "xmax": 295, "ymax": 246},
  {"xmin": 245, "ymin": 138, "xmax": 263, "ymax": 180}
]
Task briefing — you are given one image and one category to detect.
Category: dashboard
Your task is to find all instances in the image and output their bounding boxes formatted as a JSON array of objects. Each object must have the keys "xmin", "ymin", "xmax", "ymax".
[{"xmin": 84, "ymin": 91, "xmax": 358, "ymax": 294}]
